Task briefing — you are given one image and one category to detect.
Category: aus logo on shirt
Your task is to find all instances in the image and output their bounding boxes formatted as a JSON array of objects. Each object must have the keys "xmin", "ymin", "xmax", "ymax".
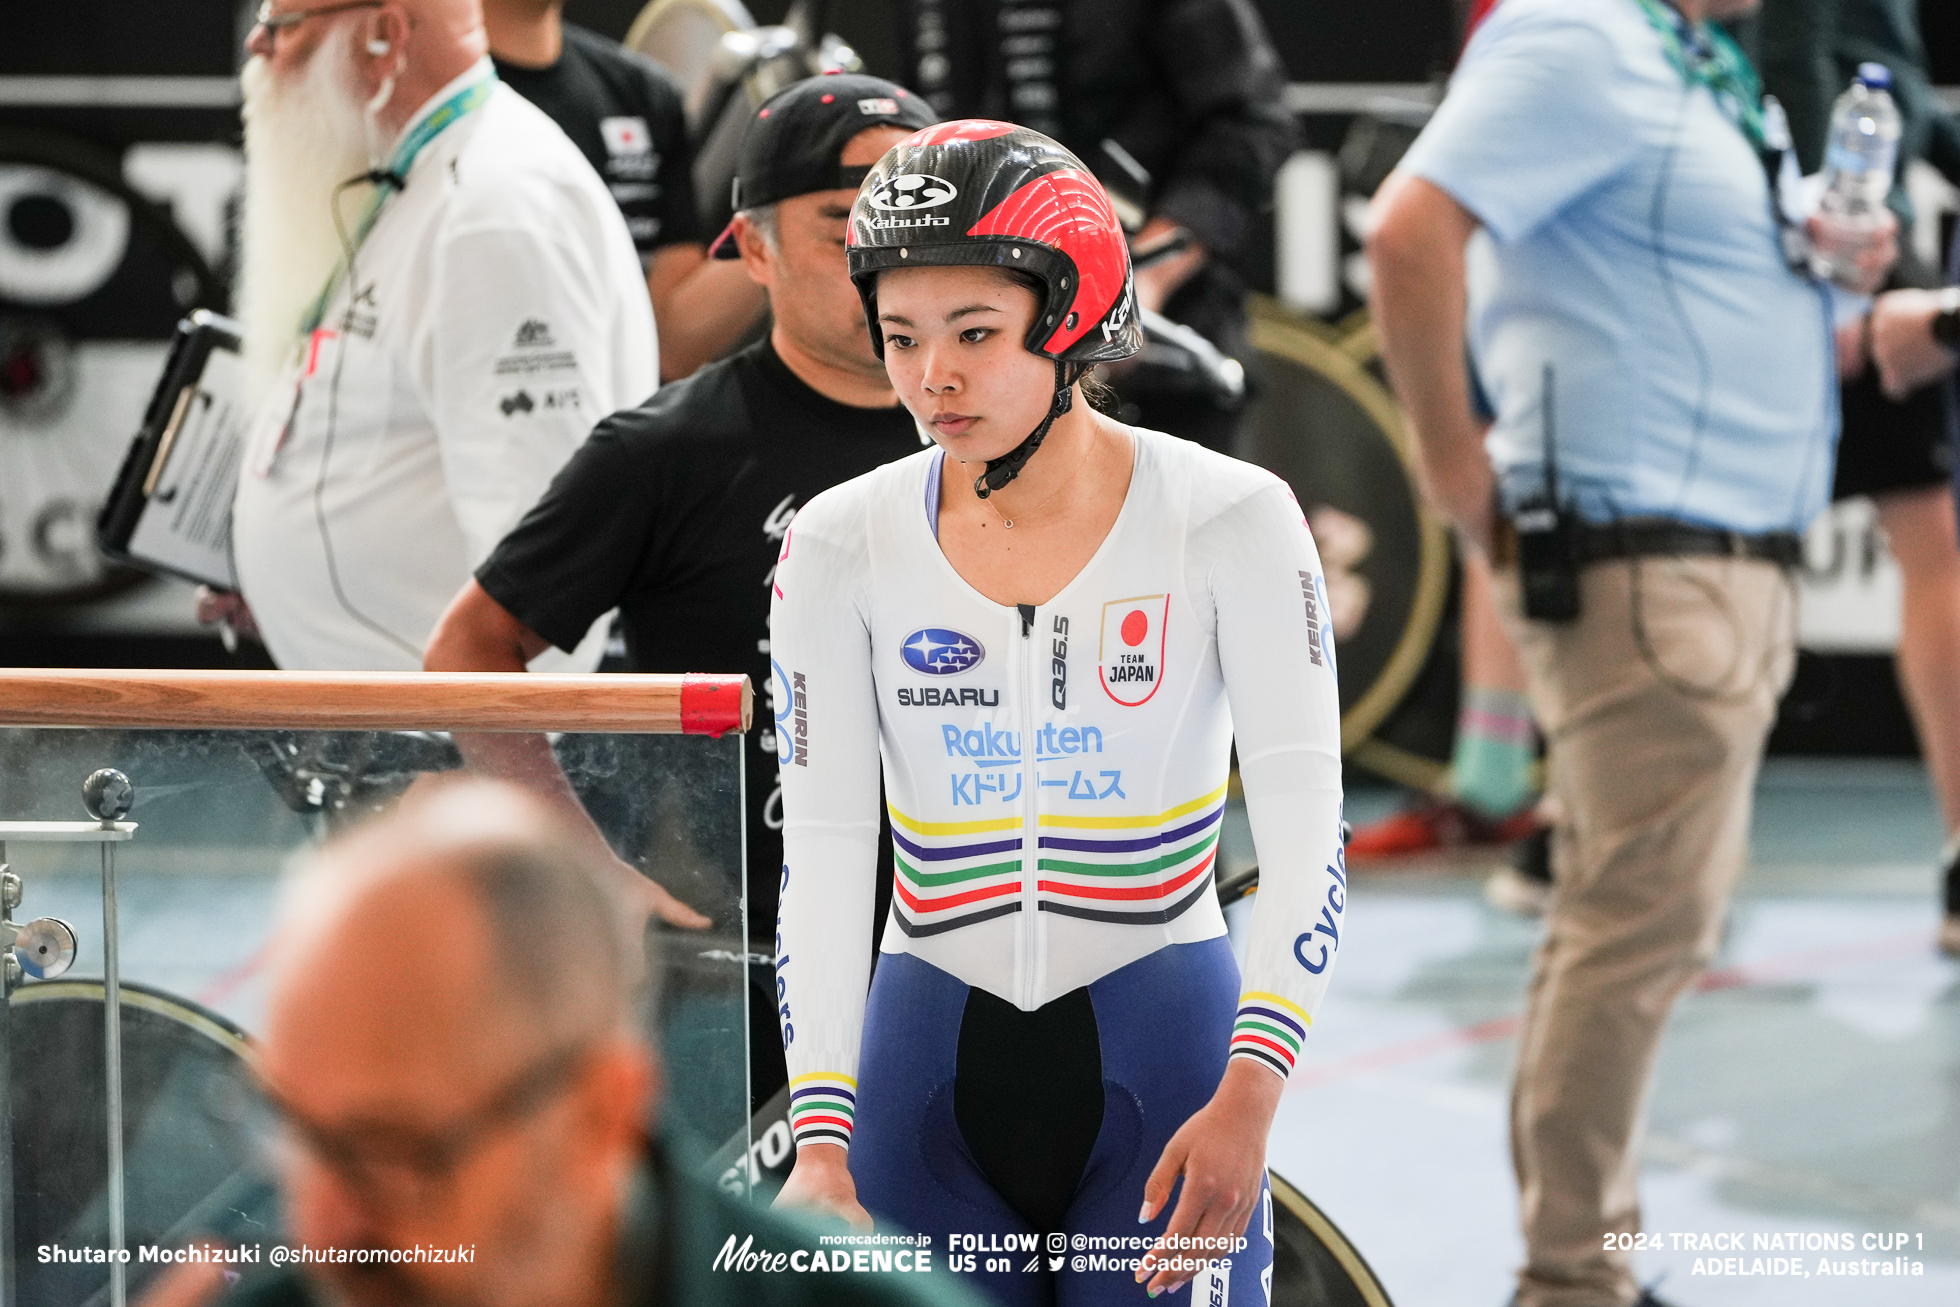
[{"xmin": 1099, "ymin": 595, "xmax": 1168, "ymax": 706}]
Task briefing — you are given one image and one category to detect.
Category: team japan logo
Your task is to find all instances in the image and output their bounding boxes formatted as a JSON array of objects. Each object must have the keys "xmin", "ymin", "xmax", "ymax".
[
  {"xmin": 901, "ymin": 628, "xmax": 985, "ymax": 676},
  {"xmin": 868, "ymin": 173, "xmax": 958, "ymax": 210},
  {"xmin": 1099, "ymin": 595, "xmax": 1168, "ymax": 706}
]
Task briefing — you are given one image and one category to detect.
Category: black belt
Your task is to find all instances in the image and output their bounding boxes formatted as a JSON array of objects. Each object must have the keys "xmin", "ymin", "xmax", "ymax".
[{"xmin": 1570, "ymin": 519, "xmax": 1804, "ymax": 568}]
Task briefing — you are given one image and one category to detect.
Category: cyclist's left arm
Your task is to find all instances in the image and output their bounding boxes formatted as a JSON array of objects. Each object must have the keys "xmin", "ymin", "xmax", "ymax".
[
  {"xmin": 1212, "ymin": 478, "xmax": 1347, "ymax": 1062},
  {"xmin": 1139, "ymin": 476, "xmax": 1345, "ymax": 1292}
]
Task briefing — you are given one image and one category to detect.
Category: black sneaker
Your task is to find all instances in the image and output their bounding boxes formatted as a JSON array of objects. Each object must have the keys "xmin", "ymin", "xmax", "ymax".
[{"xmin": 1941, "ymin": 838, "xmax": 1960, "ymax": 959}]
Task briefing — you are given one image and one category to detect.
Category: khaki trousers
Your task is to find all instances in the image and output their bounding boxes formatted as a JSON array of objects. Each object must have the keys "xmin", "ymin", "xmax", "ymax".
[{"xmin": 1492, "ymin": 557, "xmax": 1796, "ymax": 1307}]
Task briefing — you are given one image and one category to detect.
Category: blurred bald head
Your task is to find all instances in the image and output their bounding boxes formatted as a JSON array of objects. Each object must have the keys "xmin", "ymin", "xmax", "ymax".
[{"xmin": 259, "ymin": 779, "xmax": 654, "ymax": 1307}]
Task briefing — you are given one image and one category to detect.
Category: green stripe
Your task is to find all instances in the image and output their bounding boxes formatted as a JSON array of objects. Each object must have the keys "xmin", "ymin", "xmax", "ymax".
[
  {"xmin": 793, "ymin": 1098, "xmax": 856, "ymax": 1120},
  {"xmin": 1036, "ymin": 829, "xmax": 1219, "ymax": 878},
  {"xmin": 1234, "ymin": 1019, "xmax": 1301, "ymax": 1052},
  {"xmin": 895, "ymin": 852, "xmax": 1023, "ymax": 888}
]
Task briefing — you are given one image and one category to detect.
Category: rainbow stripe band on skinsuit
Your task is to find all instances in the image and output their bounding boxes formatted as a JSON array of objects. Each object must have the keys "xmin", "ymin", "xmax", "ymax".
[
  {"xmin": 886, "ymin": 783, "xmax": 1231, "ymax": 935},
  {"xmin": 788, "ymin": 1072, "xmax": 858, "ymax": 1149},
  {"xmin": 1231, "ymin": 990, "xmax": 1311, "ymax": 1078},
  {"xmin": 1034, "ymin": 783, "xmax": 1227, "ymax": 925}
]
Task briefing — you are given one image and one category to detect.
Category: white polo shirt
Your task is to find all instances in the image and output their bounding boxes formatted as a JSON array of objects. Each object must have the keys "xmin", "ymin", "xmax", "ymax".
[{"xmin": 233, "ymin": 61, "xmax": 656, "ymax": 671}]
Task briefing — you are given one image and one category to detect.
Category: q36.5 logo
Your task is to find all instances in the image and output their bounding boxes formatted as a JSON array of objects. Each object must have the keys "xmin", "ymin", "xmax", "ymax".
[
  {"xmin": 900, "ymin": 628, "xmax": 985, "ymax": 676},
  {"xmin": 869, "ymin": 174, "xmax": 958, "ymax": 211}
]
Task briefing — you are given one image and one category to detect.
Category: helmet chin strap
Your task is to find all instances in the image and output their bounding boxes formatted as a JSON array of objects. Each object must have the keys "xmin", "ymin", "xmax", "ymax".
[{"xmin": 974, "ymin": 359, "xmax": 1077, "ymax": 499}]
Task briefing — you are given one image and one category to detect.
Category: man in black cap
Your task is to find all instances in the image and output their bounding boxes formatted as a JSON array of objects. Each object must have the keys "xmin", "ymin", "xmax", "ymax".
[{"xmin": 423, "ymin": 73, "xmax": 936, "ymax": 1109}]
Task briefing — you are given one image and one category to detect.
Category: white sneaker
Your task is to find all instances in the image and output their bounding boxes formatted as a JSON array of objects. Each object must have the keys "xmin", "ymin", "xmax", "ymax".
[{"xmin": 1485, "ymin": 864, "xmax": 1550, "ymax": 917}]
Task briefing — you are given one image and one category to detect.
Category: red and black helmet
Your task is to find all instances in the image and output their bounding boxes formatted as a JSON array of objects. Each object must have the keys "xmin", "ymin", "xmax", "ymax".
[{"xmin": 846, "ymin": 120, "xmax": 1142, "ymax": 365}]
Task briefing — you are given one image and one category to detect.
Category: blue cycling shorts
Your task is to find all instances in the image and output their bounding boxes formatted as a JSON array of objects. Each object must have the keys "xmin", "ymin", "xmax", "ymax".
[{"xmin": 850, "ymin": 936, "xmax": 1274, "ymax": 1306}]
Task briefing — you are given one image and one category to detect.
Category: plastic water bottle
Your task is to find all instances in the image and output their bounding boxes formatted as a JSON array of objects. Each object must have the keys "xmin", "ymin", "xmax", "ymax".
[{"xmin": 1810, "ymin": 62, "xmax": 1901, "ymax": 284}]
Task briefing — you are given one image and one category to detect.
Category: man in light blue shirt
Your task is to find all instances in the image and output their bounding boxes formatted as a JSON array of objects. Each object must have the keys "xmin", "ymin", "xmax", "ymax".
[
  {"xmin": 1368, "ymin": 1, "xmax": 1893, "ymax": 1305},
  {"xmin": 1419, "ymin": 0, "xmax": 1840, "ymax": 532}
]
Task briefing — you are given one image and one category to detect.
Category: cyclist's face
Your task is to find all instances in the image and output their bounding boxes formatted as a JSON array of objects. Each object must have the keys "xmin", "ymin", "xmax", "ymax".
[{"xmin": 875, "ymin": 265, "xmax": 1053, "ymax": 461}]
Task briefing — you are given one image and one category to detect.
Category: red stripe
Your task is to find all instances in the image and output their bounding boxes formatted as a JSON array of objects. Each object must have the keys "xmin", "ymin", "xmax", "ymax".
[
  {"xmin": 1038, "ymin": 849, "xmax": 1216, "ymax": 902},
  {"xmin": 893, "ymin": 876, "xmax": 1023, "ymax": 913},
  {"xmin": 1232, "ymin": 1032, "xmax": 1298, "ymax": 1066},
  {"xmin": 680, "ymin": 673, "xmax": 747, "ymax": 738},
  {"xmin": 793, "ymin": 1113, "xmax": 854, "ymax": 1131}
]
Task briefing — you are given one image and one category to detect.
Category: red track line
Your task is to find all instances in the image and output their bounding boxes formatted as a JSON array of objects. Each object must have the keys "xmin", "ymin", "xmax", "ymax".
[
  {"xmin": 1691, "ymin": 929, "xmax": 1931, "ymax": 992},
  {"xmin": 1289, "ymin": 928, "xmax": 1937, "ymax": 1092}
]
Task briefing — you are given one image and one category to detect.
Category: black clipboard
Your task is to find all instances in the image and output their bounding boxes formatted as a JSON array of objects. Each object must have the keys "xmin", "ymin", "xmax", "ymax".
[{"xmin": 98, "ymin": 310, "xmax": 250, "ymax": 590}]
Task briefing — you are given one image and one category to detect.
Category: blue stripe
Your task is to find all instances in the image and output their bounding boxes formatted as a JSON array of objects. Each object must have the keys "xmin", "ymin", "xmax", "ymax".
[
  {"xmin": 790, "ymin": 1085, "xmax": 858, "ymax": 1104},
  {"xmin": 891, "ymin": 826, "xmax": 1024, "ymax": 862},
  {"xmin": 1240, "ymin": 1004, "xmax": 1307, "ymax": 1039},
  {"xmin": 1036, "ymin": 804, "xmax": 1224, "ymax": 854}
]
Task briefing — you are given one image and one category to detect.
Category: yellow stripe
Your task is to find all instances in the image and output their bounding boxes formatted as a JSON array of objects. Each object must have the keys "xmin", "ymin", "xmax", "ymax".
[
  {"xmin": 790, "ymin": 1071, "xmax": 859, "ymax": 1089},
  {"xmin": 887, "ymin": 806, "xmax": 1023, "ymax": 836},
  {"xmin": 1240, "ymin": 990, "xmax": 1312, "ymax": 1026},
  {"xmin": 1037, "ymin": 781, "xmax": 1230, "ymax": 830}
]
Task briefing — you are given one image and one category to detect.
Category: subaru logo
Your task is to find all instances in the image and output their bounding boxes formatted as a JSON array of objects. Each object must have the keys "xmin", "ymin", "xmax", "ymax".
[
  {"xmin": 900, "ymin": 628, "xmax": 985, "ymax": 676},
  {"xmin": 869, "ymin": 173, "xmax": 958, "ymax": 211}
]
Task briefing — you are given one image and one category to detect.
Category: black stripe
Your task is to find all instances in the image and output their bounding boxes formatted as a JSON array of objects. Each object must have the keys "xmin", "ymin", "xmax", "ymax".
[
  {"xmin": 1036, "ymin": 870, "xmax": 1215, "ymax": 926},
  {"xmin": 891, "ymin": 898, "xmax": 1024, "ymax": 938},
  {"xmin": 1232, "ymin": 1044, "xmax": 1291, "ymax": 1078},
  {"xmin": 793, "ymin": 1126, "xmax": 853, "ymax": 1146}
]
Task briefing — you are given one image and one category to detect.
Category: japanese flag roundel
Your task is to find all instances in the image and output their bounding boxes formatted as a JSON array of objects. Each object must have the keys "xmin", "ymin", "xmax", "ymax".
[{"xmin": 1099, "ymin": 594, "xmax": 1168, "ymax": 706}]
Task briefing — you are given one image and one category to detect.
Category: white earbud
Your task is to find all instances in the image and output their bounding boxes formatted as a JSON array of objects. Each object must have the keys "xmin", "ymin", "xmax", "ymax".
[{"xmin": 367, "ymin": 38, "xmax": 390, "ymax": 55}]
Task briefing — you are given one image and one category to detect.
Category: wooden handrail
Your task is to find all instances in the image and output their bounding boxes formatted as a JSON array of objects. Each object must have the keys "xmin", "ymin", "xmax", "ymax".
[{"xmin": 0, "ymin": 670, "xmax": 751, "ymax": 735}]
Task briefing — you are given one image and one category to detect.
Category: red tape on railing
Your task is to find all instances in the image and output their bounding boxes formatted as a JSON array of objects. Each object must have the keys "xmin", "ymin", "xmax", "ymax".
[{"xmin": 680, "ymin": 673, "xmax": 749, "ymax": 738}]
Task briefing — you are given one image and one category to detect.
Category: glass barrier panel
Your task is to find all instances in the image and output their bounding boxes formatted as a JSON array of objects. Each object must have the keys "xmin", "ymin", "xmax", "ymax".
[{"xmin": 0, "ymin": 704, "xmax": 746, "ymax": 1307}]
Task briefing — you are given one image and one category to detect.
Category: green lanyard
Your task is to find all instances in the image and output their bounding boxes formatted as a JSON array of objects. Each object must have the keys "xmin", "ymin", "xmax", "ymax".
[
  {"xmin": 1630, "ymin": 0, "xmax": 1766, "ymax": 150},
  {"xmin": 299, "ymin": 69, "xmax": 497, "ymax": 336}
]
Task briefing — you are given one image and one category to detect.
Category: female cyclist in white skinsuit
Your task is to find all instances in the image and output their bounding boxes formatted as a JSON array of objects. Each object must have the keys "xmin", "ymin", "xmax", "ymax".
[{"xmin": 769, "ymin": 121, "xmax": 1345, "ymax": 1305}]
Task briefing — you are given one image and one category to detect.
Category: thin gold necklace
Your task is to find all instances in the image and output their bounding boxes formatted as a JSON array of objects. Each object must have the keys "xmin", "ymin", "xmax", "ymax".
[{"xmin": 978, "ymin": 423, "xmax": 1104, "ymax": 529}]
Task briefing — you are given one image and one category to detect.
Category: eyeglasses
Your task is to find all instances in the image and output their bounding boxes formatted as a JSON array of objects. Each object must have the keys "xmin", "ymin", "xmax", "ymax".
[
  {"xmin": 252, "ymin": 1, "xmax": 387, "ymax": 55},
  {"xmin": 249, "ymin": 1041, "xmax": 598, "ymax": 1215}
]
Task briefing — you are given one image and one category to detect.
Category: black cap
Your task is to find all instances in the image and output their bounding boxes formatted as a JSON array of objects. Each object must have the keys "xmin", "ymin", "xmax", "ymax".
[{"xmin": 711, "ymin": 73, "xmax": 937, "ymax": 258}]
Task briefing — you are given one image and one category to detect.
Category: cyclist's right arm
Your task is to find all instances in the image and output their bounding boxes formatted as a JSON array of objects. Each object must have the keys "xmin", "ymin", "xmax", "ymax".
[{"xmin": 768, "ymin": 503, "xmax": 884, "ymax": 1205}]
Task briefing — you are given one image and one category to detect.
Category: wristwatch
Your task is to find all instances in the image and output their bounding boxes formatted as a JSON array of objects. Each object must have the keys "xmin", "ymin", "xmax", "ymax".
[{"xmin": 1933, "ymin": 286, "xmax": 1960, "ymax": 350}]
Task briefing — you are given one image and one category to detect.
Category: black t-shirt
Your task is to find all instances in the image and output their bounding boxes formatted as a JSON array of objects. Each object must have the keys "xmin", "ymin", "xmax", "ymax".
[
  {"xmin": 493, "ymin": 23, "xmax": 701, "ymax": 256},
  {"xmin": 477, "ymin": 339, "xmax": 919, "ymax": 939}
]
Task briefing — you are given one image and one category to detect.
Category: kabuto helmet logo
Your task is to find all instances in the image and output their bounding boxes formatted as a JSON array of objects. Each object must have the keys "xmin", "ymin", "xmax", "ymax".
[
  {"xmin": 1099, "ymin": 595, "xmax": 1168, "ymax": 706},
  {"xmin": 900, "ymin": 628, "xmax": 985, "ymax": 676},
  {"xmin": 868, "ymin": 174, "xmax": 958, "ymax": 210}
]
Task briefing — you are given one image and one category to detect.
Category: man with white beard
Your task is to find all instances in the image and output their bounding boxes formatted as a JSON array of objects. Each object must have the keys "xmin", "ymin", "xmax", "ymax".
[{"xmin": 208, "ymin": 0, "xmax": 653, "ymax": 672}]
